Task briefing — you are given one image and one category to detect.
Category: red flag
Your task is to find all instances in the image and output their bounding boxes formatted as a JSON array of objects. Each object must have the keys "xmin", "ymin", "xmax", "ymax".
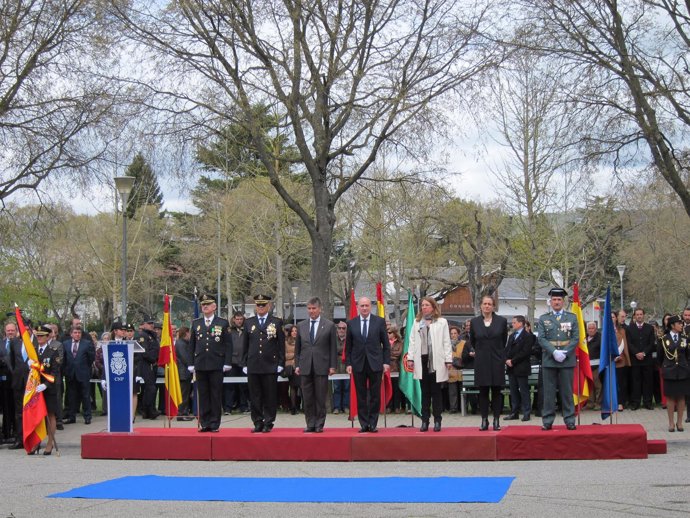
[
  {"xmin": 376, "ymin": 282, "xmax": 385, "ymax": 318},
  {"xmin": 572, "ymin": 283, "xmax": 594, "ymax": 411},
  {"xmin": 379, "ymin": 370, "xmax": 392, "ymax": 413},
  {"xmin": 15, "ymin": 305, "xmax": 47, "ymax": 453},
  {"xmin": 347, "ymin": 289, "xmax": 358, "ymax": 419},
  {"xmin": 157, "ymin": 294, "xmax": 182, "ymax": 418}
]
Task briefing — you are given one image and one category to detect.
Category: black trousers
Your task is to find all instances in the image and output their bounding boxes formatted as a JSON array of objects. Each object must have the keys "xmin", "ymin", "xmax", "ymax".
[
  {"xmin": 196, "ymin": 369, "xmax": 223, "ymax": 430},
  {"xmin": 420, "ymin": 355, "xmax": 443, "ymax": 422},
  {"xmin": 352, "ymin": 357, "xmax": 382, "ymax": 430},
  {"xmin": 66, "ymin": 377, "xmax": 91, "ymax": 420},
  {"xmin": 0, "ymin": 379, "xmax": 15, "ymax": 440},
  {"xmin": 630, "ymin": 363, "xmax": 653, "ymax": 407},
  {"xmin": 508, "ymin": 374, "xmax": 531, "ymax": 416},
  {"xmin": 617, "ymin": 366, "xmax": 630, "ymax": 407},
  {"xmin": 248, "ymin": 372, "xmax": 278, "ymax": 427},
  {"xmin": 301, "ymin": 369, "xmax": 329, "ymax": 429},
  {"xmin": 178, "ymin": 379, "xmax": 192, "ymax": 415},
  {"xmin": 478, "ymin": 386, "xmax": 503, "ymax": 419}
]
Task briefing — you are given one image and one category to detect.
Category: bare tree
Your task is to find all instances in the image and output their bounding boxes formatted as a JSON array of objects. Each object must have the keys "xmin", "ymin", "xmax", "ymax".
[
  {"xmin": 111, "ymin": 0, "xmax": 502, "ymax": 315},
  {"xmin": 516, "ymin": 0, "xmax": 690, "ymax": 218},
  {"xmin": 0, "ymin": 0, "xmax": 121, "ymax": 202}
]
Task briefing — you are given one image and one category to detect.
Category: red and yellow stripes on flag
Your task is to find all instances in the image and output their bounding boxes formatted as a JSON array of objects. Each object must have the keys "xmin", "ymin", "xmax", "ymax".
[
  {"xmin": 572, "ymin": 283, "xmax": 594, "ymax": 410},
  {"xmin": 376, "ymin": 282, "xmax": 386, "ymax": 318},
  {"xmin": 157, "ymin": 294, "xmax": 182, "ymax": 418},
  {"xmin": 15, "ymin": 305, "xmax": 47, "ymax": 453}
]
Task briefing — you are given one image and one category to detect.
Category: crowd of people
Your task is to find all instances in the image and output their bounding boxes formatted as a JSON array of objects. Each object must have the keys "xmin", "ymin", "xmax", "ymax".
[{"xmin": 1, "ymin": 291, "xmax": 689, "ymax": 453}]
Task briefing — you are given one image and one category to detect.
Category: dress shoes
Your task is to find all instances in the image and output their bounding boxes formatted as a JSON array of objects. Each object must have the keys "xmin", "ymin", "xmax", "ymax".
[
  {"xmin": 479, "ymin": 418, "xmax": 489, "ymax": 431},
  {"xmin": 492, "ymin": 418, "xmax": 501, "ymax": 431},
  {"xmin": 358, "ymin": 427, "xmax": 369, "ymax": 433},
  {"xmin": 314, "ymin": 427, "xmax": 323, "ymax": 433},
  {"xmin": 63, "ymin": 418, "xmax": 76, "ymax": 424},
  {"xmin": 521, "ymin": 415, "xmax": 531, "ymax": 422},
  {"xmin": 541, "ymin": 424, "xmax": 552, "ymax": 431},
  {"xmin": 419, "ymin": 421, "xmax": 429, "ymax": 432},
  {"xmin": 369, "ymin": 427, "xmax": 378, "ymax": 433},
  {"xmin": 262, "ymin": 424, "xmax": 273, "ymax": 433},
  {"xmin": 9, "ymin": 442, "xmax": 24, "ymax": 450},
  {"xmin": 685, "ymin": 415, "xmax": 690, "ymax": 423},
  {"xmin": 433, "ymin": 420, "xmax": 442, "ymax": 432},
  {"xmin": 303, "ymin": 427, "xmax": 316, "ymax": 433},
  {"xmin": 198, "ymin": 427, "xmax": 209, "ymax": 433},
  {"xmin": 84, "ymin": 418, "xmax": 92, "ymax": 425},
  {"xmin": 176, "ymin": 416, "xmax": 194, "ymax": 422},
  {"xmin": 566, "ymin": 423, "xmax": 576, "ymax": 431},
  {"xmin": 504, "ymin": 414, "xmax": 519, "ymax": 421},
  {"xmin": 209, "ymin": 428, "xmax": 219, "ymax": 433},
  {"xmin": 251, "ymin": 424, "xmax": 264, "ymax": 433},
  {"xmin": 644, "ymin": 403, "xmax": 654, "ymax": 410},
  {"xmin": 56, "ymin": 423, "xmax": 64, "ymax": 430}
]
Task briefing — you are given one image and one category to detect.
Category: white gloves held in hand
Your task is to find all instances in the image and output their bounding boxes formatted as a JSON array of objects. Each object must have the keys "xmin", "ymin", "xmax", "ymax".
[
  {"xmin": 187, "ymin": 366, "xmax": 195, "ymax": 374},
  {"xmin": 36, "ymin": 383, "xmax": 46, "ymax": 393},
  {"xmin": 552, "ymin": 350, "xmax": 567, "ymax": 363},
  {"xmin": 135, "ymin": 376, "xmax": 144, "ymax": 384},
  {"xmin": 276, "ymin": 366, "xmax": 283, "ymax": 374},
  {"xmin": 223, "ymin": 365, "xmax": 231, "ymax": 372}
]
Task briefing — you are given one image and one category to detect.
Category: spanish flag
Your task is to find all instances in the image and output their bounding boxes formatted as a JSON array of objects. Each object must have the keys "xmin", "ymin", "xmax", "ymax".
[
  {"xmin": 376, "ymin": 282, "xmax": 386, "ymax": 318},
  {"xmin": 157, "ymin": 294, "xmax": 182, "ymax": 418},
  {"xmin": 16, "ymin": 305, "xmax": 47, "ymax": 453},
  {"xmin": 572, "ymin": 283, "xmax": 594, "ymax": 410}
]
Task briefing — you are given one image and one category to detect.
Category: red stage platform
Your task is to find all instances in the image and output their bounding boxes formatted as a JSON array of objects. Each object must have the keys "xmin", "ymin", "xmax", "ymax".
[{"xmin": 81, "ymin": 424, "xmax": 659, "ymax": 461}]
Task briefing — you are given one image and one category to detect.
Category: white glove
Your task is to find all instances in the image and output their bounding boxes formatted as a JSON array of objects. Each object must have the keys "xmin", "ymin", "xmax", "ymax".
[
  {"xmin": 28, "ymin": 359, "xmax": 36, "ymax": 367},
  {"xmin": 242, "ymin": 366, "xmax": 248, "ymax": 375},
  {"xmin": 276, "ymin": 365, "xmax": 284, "ymax": 374},
  {"xmin": 552, "ymin": 350, "xmax": 567, "ymax": 363},
  {"xmin": 135, "ymin": 376, "xmax": 144, "ymax": 384},
  {"xmin": 36, "ymin": 383, "xmax": 46, "ymax": 393},
  {"xmin": 223, "ymin": 365, "xmax": 231, "ymax": 372},
  {"xmin": 100, "ymin": 379, "xmax": 107, "ymax": 390},
  {"xmin": 187, "ymin": 366, "xmax": 195, "ymax": 374}
]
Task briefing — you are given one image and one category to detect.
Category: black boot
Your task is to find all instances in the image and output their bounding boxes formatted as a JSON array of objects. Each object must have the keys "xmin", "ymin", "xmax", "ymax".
[
  {"xmin": 493, "ymin": 417, "xmax": 501, "ymax": 431},
  {"xmin": 420, "ymin": 420, "xmax": 429, "ymax": 432},
  {"xmin": 479, "ymin": 418, "xmax": 489, "ymax": 431},
  {"xmin": 433, "ymin": 419, "xmax": 441, "ymax": 432}
]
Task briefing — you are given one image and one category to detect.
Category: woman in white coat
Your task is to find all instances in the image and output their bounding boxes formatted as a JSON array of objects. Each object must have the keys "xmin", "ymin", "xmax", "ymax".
[{"xmin": 406, "ymin": 296, "xmax": 452, "ymax": 432}]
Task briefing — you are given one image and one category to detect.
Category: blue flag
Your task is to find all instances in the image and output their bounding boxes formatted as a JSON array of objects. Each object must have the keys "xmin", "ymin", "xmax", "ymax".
[{"xmin": 599, "ymin": 286, "xmax": 618, "ymax": 420}]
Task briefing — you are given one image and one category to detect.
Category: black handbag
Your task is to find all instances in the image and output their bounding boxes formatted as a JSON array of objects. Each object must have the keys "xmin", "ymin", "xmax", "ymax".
[{"xmin": 451, "ymin": 357, "xmax": 463, "ymax": 369}]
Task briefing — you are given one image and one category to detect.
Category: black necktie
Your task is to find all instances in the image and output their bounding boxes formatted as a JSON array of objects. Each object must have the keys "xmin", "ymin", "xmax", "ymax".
[
  {"xmin": 362, "ymin": 319, "xmax": 368, "ymax": 339},
  {"xmin": 39, "ymin": 347, "xmax": 45, "ymax": 356},
  {"xmin": 310, "ymin": 320, "xmax": 317, "ymax": 343},
  {"xmin": 260, "ymin": 317, "xmax": 265, "ymax": 328}
]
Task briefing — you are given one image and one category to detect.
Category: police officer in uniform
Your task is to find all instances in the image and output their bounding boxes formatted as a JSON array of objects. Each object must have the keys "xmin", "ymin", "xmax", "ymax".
[
  {"xmin": 134, "ymin": 319, "xmax": 160, "ymax": 419},
  {"xmin": 242, "ymin": 294, "xmax": 285, "ymax": 433},
  {"xmin": 189, "ymin": 294, "xmax": 232, "ymax": 432},
  {"xmin": 536, "ymin": 287, "xmax": 579, "ymax": 430}
]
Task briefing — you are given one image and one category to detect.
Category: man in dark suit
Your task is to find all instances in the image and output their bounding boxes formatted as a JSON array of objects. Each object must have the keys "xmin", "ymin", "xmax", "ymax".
[
  {"xmin": 295, "ymin": 297, "xmax": 337, "ymax": 433},
  {"xmin": 242, "ymin": 294, "xmax": 285, "ymax": 433},
  {"xmin": 345, "ymin": 296, "xmax": 390, "ymax": 433},
  {"xmin": 586, "ymin": 321, "xmax": 602, "ymax": 409},
  {"xmin": 189, "ymin": 294, "xmax": 232, "ymax": 432},
  {"xmin": 1, "ymin": 322, "xmax": 17, "ymax": 444},
  {"xmin": 504, "ymin": 315, "xmax": 533, "ymax": 421},
  {"xmin": 626, "ymin": 307, "xmax": 657, "ymax": 410},
  {"xmin": 63, "ymin": 326, "xmax": 95, "ymax": 424}
]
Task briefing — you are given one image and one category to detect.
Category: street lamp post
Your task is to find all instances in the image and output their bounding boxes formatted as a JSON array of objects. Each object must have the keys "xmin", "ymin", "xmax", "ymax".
[
  {"xmin": 115, "ymin": 175, "xmax": 135, "ymax": 325},
  {"xmin": 617, "ymin": 264, "xmax": 626, "ymax": 310},
  {"xmin": 291, "ymin": 286, "xmax": 299, "ymax": 326}
]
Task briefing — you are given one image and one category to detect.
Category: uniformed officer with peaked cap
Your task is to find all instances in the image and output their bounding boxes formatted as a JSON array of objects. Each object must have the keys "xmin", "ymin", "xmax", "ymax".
[{"xmin": 536, "ymin": 287, "xmax": 579, "ymax": 430}]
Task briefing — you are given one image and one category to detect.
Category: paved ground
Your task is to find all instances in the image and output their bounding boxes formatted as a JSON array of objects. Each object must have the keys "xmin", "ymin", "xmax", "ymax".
[{"xmin": 1, "ymin": 407, "xmax": 689, "ymax": 517}]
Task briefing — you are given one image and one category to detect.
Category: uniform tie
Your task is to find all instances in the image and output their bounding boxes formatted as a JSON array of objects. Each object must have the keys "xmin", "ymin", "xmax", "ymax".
[{"xmin": 259, "ymin": 317, "xmax": 266, "ymax": 328}]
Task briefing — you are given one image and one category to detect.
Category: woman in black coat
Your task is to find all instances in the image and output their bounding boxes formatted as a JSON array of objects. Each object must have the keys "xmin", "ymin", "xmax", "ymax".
[
  {"xmin": 657, "ymin": 315, "xmax": 690, "ymax": 432},
  {"xmin": 467, "ymin": 296, "xmax": 508, "ymax": 431}
]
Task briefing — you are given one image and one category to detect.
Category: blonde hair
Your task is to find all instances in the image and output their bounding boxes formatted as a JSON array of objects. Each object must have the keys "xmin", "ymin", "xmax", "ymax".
[{"xmin": 416, "ymin": 296, "xmax": 441, "ymax": 321}]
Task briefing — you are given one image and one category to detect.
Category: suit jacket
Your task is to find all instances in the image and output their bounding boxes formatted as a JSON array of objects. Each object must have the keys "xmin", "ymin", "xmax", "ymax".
[
  {"xmin": 190, "ymin": 316, "xmax": 232, "ymax": 371},
  {"xmin": 175, "ymin": 338, "xmax": 193, "ymax": 381},
  {"xmin": 62, "ymin": 338, "xmax": 96, "ymax": 383},
  {"xmin": 536, "ymin": 311, "xmax": 579, "ymax": 369},
  {"xmin": 505, "ymin": 330, "xmax": 533, "ymax": 377},
  {"xmin": 0, "ymin": 336, "xmax": 12, "ymax": 380},
  {"xmin": 625, "ymin": 322, "xmax": 656, "ymax": 365},
  {"xmin": 587, "ymin": 332, "xmax": 601, "ymax": 365},
  {"xmin": 242, "ymin": 314, "xmax": 285, "ymax": 374},
  {"xmin": 345, "ymin": 314, "xmax": 390, "ymax": 373},
  {"xmin": 469, "ymin": 314, "xmax": 508, "ymax": 386},
  {"xmin": 9, "ymin": 336, "xmax": 35, "ymax": 391},
  {"xmin": 295, "ymin": 317, "xmax": 337, "ymax": 376}
]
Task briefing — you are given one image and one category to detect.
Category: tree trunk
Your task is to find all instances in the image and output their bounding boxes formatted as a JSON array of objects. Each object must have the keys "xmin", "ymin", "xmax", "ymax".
[{"xmin": 311, "ymin": 227, "xmax": 334, "ymax": 318}]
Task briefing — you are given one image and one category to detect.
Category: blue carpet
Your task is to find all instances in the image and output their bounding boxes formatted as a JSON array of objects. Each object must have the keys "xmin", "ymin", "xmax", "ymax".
[{"xmin": 49, "ymin": 475, "xmax": 514, "ymax": 503}]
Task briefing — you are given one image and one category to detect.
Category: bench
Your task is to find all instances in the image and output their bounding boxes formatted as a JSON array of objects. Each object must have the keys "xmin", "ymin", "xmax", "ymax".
[{"xmin": 459, "ymin": 365, "xmax": 540, "ymax": 416}]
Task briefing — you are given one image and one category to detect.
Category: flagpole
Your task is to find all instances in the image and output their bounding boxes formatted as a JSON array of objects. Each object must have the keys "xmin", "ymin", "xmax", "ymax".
[
  {"xmin": 383, "ymin": 372, "xmax": 387, "ymax": 429},
  {"xmin": 608, "ymin": 357, "xmax": 614, "ymax": 425},
  {"xmin": 576, "ymin": 356, "xmax": 581, "ymax": 426}
]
